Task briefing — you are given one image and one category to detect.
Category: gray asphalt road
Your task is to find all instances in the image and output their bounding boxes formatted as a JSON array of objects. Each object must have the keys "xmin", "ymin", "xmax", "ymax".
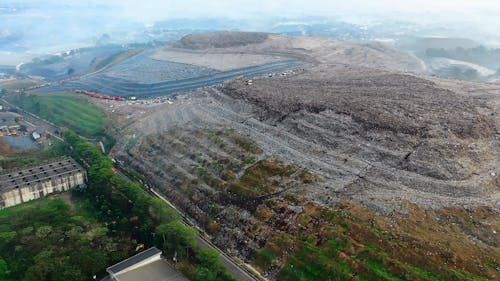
[
  {"xmin": 149, "ymin": 188, "xmax": 261, "ymax": 281},
  {"xmin": 0, "ymin": 98, "xmax": 63, "ymax": 141}
]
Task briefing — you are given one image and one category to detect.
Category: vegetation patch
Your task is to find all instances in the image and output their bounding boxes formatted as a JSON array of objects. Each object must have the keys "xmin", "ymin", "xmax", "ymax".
[
  {"xmin": 64, "ymin": 131, "xmax": 236, "ymax": 281},
  {"xmin": 8, "ymin": 93, "xmax": 105, "ymax": 136},
  {"xmin": 272, "ymin": 200, "xmax": 499, "ymax": 281},
  {"xmin": 0, "ymin": 195, "xmax": 130, "ymax": 281},
  {"xmin": 228, "ymin": 160, "xmax": 298, "ymax": 198}
]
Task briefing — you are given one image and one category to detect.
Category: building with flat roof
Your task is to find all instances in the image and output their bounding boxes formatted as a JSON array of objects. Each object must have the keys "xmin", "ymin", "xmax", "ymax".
[
  {"xmin": 106, "ymin": 247, "xmax": 188, "ymax": 281},
  {"xmin": 0, "ymin": 157, "xmax": 86, "ymax": 209}
]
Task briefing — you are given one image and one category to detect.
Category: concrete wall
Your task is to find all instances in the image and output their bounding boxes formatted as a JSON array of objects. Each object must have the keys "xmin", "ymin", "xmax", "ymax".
[{"xmin": 0, "ymin": 171, "xmax": 85, "ymax": 209}]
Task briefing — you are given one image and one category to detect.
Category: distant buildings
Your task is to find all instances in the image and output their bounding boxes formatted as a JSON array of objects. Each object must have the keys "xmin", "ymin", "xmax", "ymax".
[{"xmin": 0, "ymin": 157, "xmax": 86, "ymax": 209}]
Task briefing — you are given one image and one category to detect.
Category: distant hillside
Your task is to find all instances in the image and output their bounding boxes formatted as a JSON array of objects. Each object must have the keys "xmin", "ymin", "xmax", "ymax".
[
  {"xmin": 174, "ymin": 31, "xmax": 269, "ymax": 49},
  {"xmin": 403, "ymin": 37, "xmax": 480, "ymax": 52}
]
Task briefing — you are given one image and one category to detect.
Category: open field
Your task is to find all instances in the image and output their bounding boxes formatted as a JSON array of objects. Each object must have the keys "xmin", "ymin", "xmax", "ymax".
[
  {"xmin": 0, "ymin": 137, "xmax": 67, "ymax": 171},
  {"xmin": 0, "ymin": 78, "xmax": 38, "ymax": 91},
  {"xmin": 6, "ymin": 92, "xmax": 106, "ymax": 137}
]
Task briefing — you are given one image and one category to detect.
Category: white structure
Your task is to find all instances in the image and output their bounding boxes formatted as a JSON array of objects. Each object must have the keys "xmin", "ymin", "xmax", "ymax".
[{"xmin": 32, "ymin": 131, "xmax": 41, "ymax": 140}]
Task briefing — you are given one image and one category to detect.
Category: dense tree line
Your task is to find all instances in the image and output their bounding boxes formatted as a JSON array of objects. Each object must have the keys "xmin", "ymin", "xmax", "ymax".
[
  {"xmin": 64, "ymin": 131, "xmax": 235, "ymax": 280},
  {"xmin": 0, "ymin": 199, "xmax": 130, "ymax": 281}
]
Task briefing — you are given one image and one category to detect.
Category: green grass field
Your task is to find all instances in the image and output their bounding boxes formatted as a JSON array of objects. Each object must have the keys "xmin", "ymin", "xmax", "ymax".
[{"xmin": 11, "ymin": 93, "xmax": 105, "ymax": 136}]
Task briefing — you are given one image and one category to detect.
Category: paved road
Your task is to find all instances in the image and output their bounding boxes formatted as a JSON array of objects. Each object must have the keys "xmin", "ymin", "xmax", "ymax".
[
  {"xmin": 113, "ymin": 166, "xmax": 261, "ymax": 281},
  {"xmin": 149, "ymin": 188, "xmax": 262, "ymax": 281},
  {"xmin": 0, "ymin": 97, "xmax": 64, "ymax": 141}
]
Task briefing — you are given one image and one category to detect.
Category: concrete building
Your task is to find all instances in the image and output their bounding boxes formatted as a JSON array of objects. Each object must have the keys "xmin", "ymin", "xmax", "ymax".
[
  {"xmin": 106, "ymin": 247, "xmax": 188, "ymax": 281},
  {"xmin": 0, "ymin": 157, "xmax": 86, "ymax": 209}
]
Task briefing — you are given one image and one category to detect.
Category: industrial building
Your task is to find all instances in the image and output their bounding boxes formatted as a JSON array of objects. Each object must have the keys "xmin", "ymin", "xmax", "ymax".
[{"xmin": 0, "ymin": 157, "xmax": 86, "ymax": 209}]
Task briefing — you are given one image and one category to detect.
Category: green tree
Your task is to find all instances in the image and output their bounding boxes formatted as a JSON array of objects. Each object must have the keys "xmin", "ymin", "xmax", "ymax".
[
  {"xmin": 156, "ymin": 221, "xmax": 197, "ymax": 255},
  {"xmin": 194, "ymin": 266, "xmax": 217, "ymax": 281},
  {"xmin": 198, "ymin": 249, "xmax": 222, "ymax": 271},
  {"xmin": 0, "ymin": 257, "xmax": 9, "ymax": 279}
]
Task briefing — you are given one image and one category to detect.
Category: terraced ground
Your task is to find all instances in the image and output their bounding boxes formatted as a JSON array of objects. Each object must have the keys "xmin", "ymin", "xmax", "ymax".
[
  {"xmin": 114, "ymin": 128, "xmax": 499, "ymax": 281},
  {"xmin": 103, "ymin": 49, "xmax": 220, "ymax": 83},
  {"xmin": 105, "ymin": 60, "xmax": 499, "ymax": 281},
  {"xmin": 33, "ymin": 32, "xmax": 500, "ymax": 280},
  {"xmin": 35, "ymin": 58, "xmax": 299, "ymax": 97}
]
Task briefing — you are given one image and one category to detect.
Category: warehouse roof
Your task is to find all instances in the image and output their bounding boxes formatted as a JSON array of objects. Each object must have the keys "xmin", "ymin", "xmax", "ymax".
[
  {"xmin": 0, "ymin": 157, "xmax": 84, "ymax": 192},
  {"xmin": 107, "ymin": 247, "xmax": 162, "ymax": 275}
]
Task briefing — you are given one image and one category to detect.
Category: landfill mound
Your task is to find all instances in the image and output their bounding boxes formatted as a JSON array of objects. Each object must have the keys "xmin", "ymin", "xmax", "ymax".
[{"xmin": 175, "ymin": 31, "xmax": 269, "ymax": 49}]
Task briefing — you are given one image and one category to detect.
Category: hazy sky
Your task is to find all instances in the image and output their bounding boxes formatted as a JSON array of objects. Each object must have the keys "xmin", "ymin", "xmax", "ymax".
[
  {"xmin": 3, "ymin": 0, "xmax": 500, "ymax": 24},
  {"xmin": 106, "ymin": 0, "xmax": 500, "ymax": 22},
  {"xmin": 2, "ymin": 0, "xmax": 500, "ymax": 56}
]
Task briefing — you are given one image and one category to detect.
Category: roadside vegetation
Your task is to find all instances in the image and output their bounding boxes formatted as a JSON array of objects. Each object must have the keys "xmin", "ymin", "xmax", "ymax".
[
  {"xmin": 0, "ymin": 129, "xmax": 237, "ymax": 281},
  {"xmin": 63, "ymin": 130, "xmax": 236, "ymax": 281}
]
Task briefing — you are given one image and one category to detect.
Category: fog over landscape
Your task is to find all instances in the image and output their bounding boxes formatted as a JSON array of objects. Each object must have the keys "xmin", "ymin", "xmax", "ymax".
[
  {"xmin": 1, "ymin": 1, "xmax": 499, "ymax": 281},
  {"xmin": 2, "ymin": 0, "xmax": 500, "ymax": 65}
]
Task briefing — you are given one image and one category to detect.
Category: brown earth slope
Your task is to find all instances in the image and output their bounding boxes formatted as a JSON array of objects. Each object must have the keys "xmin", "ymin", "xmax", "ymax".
[{"xmin": 103, "ymin": 32, "xmax": 499, "ymax": 280}]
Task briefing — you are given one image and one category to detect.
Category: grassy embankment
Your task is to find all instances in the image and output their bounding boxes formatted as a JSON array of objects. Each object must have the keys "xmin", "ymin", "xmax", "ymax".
[{"xmin": 6, "ymin": 92, "xmax": 115, "ymax": 150}]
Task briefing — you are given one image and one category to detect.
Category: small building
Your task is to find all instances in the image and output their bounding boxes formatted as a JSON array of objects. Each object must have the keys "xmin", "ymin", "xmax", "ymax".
[
  {"xmin": 106, "ymin": 247, "xmax": 188, "ymax": 281},
  {"xmin": 0, "ymin": 157, "xmax": 86, "ymax": 209},
  {"xmin": 31, "ymin": 131, "xmax": 41, "ymax": 140},
  {"xmin": 0, "ymin": 105, "xmax": 3, "ymax": 111}
]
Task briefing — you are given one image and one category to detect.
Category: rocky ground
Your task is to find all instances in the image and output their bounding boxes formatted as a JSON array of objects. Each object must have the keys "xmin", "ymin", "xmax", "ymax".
[{"xmin": 100, "ymin": 32, "xmax": 499, "ymax": 280}]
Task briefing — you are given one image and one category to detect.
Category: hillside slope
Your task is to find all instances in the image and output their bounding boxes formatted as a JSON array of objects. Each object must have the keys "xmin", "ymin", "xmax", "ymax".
[{"xmin": 102, "ymin": 32, "xmax": 499, "ymax": 280}]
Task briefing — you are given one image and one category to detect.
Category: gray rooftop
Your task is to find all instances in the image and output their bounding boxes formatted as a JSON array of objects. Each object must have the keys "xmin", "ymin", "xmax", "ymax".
[
  {"xmin": 115, "ymin": 259, "xmax": 189, "ymax": 281},
  {"xmin": 107, "ymin": 247, "xmax": 162, "ymax": 275},
  {"xmin": 0, "ymin": 157, "xmax": 84, "ymax": 192}
]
